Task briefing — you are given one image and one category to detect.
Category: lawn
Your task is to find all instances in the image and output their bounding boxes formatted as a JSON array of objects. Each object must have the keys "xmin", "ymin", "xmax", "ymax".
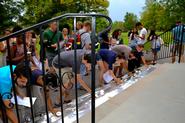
[
  {"xmin": 121, "ymin": 32, "xmax": 151, "ymax": 50},
  {"xmin": 120, "ymin": 31, "xmax": 172, "ymax": 51}
]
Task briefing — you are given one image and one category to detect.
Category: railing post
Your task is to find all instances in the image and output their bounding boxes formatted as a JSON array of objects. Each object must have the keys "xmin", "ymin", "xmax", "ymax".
[
  {"xmin": 91, "ymin": 16, "xmax": 96, "ymax": 123},
  {"xmin": 178, "ymin": 25, "xmax": 185, "ymax": 63},
  {"xmin": 6, "ymin": 38, "xmax": 21, "ymax": 123},
  {"xmin": 73, "ymin": 17, "xmax": 79, "ymax": 123},
  {"xmin": 56, "ymin": 20, "xmax": 65, "ymax": 123},
  {"xmin": 22, "ymin": 33, "xmax": 35, "ymax": 122},
  {"xmin": 39, "ymin": 27, "xmax": 50, "ymax": 123}
]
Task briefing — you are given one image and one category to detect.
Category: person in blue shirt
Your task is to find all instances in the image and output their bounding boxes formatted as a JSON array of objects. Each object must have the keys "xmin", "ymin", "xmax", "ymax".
[
  {"xmin": 0, "ymin": 63, "xmax": 60, "ymax": 123},
  {"xmin": 172, "ymin": 21, "xmax": 185, "ymax": 63},
  {"xmin": 0, "ymin": 65, "xmax": 18, "ymax": 123},
  {"xmin": 97, "ymin": 49, "xmax": 125, "ymax": 86}
]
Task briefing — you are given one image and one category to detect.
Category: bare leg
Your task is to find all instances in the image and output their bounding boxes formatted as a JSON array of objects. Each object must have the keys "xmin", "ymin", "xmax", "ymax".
[
  {"xmin": 172, "ymin": 45, "xmax": 177, "ymax": 63},
  {"xmin": 113, "ymin": 66, "xmax": 119, "ymax": 77},
  {"xmin": 3, "ymin": 100, "xmax": 18, "ymax": 123},
  {"xmin": 97, "ymin": 61, "xmax": 106, "ymax": 87}
]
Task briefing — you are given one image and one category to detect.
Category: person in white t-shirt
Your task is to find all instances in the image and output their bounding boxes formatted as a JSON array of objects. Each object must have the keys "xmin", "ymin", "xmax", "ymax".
[{"xmin": 136, "ymin": 22, "xmax": 147, "ymax": 44}]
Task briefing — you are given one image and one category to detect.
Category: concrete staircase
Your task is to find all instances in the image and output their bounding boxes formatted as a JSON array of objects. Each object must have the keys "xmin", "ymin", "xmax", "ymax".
[{"xmin": 79, "ymin": 63, "xmax": 185, "ymax": 123}]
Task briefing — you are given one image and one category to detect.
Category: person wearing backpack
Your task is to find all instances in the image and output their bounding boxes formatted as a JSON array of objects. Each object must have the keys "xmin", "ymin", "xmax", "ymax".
[
  {"xmin": 43, "ymin": 22, "xmax": 63, "ymax": 70},
  {"xmin": 78, "ymin": 21, "xmax": 92, "ymax": 50}
]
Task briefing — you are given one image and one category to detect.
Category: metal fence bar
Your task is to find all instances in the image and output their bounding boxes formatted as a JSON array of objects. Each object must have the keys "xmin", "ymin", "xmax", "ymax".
[
  {"xmin": 73, "ymin": 17, "xmax": 79, "ymax": 123},
  {"xmin": 167, "ymin": 32, "xmax": 171, "ymax": 57},
  {"xmin": 22, "ymin": 33, "xmax": 35, "ymax": 122},
  {"xmin": 6, "ymin": 38, "xmax": 21, "ymax": 123},
  {"xmin": 39, "ymin": 27, "xmax": 50, "ymax": 123},
  {"xmin": 91, "ymin": 16, "xmax": 96, "ymax": 123},
  {"xmin": 178, "ymin": 25, "xmax": 185, "ymax": 63},
  {"xmin": 56, "ymin": 20, "xmax": 65, "ymax": 123}
]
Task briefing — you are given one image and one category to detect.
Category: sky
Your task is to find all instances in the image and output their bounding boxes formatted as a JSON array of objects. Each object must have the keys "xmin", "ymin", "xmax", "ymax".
[{"xmin": 108, "ymin": 0, "xmax": 146, "ymax": 22}]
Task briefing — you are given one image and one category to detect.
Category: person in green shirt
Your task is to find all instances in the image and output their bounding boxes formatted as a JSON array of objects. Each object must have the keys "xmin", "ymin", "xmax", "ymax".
[{"xmin": 43, "ymin": 22, "xmax": 63, "ymax": 69}]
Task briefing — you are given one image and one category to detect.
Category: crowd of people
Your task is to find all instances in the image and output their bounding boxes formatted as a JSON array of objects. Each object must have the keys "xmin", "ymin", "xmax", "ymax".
[{"xmin": 0, "ymin": 20, "xmax": 184, "ymax": 123}]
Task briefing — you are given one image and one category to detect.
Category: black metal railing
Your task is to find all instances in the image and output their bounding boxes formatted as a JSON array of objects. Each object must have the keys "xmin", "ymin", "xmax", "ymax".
[
  {"xmin": 144, "ymin": 24, "xmax": 185, "ymax": 63},
  {"xmin": 0, "ymin": 13, "xmax": 112, "ymax": 123}
]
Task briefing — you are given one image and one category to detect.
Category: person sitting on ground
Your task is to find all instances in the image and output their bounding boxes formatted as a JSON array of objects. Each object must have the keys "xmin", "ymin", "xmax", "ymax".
[
  {"xmin": 0, "ymin": 63, "xmax": 60, "ymax": 123},
  {"xmin": 135, "ymin": 22, "xmax": 147, "ymax": 44},
  {"xmin": 147, "ymin": 30, "xmax": 163, "ymax": 64},
  {"xmin": 111, "ymin": 45, "xmax": 132, "ymax": 77},
  {"xmin": 128, "ymin": 44, "xmax": 147, "ymax": 73}
]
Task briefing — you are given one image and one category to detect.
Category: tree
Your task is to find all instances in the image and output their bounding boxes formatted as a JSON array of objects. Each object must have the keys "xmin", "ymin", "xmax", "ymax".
[
  {"xmin": 141, "ymin": 0, "xmax": 185, "ymax": 31},
  {"xmin": 140, "ymin": 1, "xmax": 165, "ymax": 30},
  {"xmin": 160, "ymin": 0, "xmax": 185, "ymax": 24},
  {"xmin": 19, "ymin": 0, "xmax": 110, "ymax": 32},
  {"xmin": 112, "ymin": 21, "xmax": 125, "ymax": 31},
  {"xmin": 123, "ymin": 12, "xmax": 138, "ymax": 31},
  {"xmin": 0, "ymin": 0, "xmax": 23, "ymax": 33}
]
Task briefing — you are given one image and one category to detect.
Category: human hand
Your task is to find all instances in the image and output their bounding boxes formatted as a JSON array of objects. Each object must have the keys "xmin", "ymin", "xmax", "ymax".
[
  {"xmin": 51, "ymin": 43, "xmax": 57, "ymax": 49},
  {"xmin": 115, "ymin": 78, "xmax": 122, "ymax": 84}
]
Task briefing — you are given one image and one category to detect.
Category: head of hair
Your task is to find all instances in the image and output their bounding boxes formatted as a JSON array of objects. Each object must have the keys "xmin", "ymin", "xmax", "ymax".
[
  {"xmin": 112, "ymin": 29, "xmax": 121, "ymax": 39},
  {"xmin": 12, "ymin": 26, "xmax": 23, "ymax": 38},
  {"xmin": 31, "ymin": 32, "xmax": 36, "ymax": 38},
  {"xmin": 100, "ymin": 32, "xmax": 109, "ymax": 42},
  {"xmin": 14, "ymin": 62, "xmax": 32, "ymax": 83},
  {"xmin": 77, "ymin": 21, "xmax": 83, "ymax": 29},
  {"xmin": 84, "ymin": 54, "xmax": 92, "ymax": 63},
  {"xmin": 137, "ymin": 44, "xmax": 144, "ymax": 48},
  {"xmin": 135, "ymin": 22, "xmax": 142, "ymax": 27},
  {"xmin": 4, "ymin": 29, "xmax": 11, "ymax": 34},
  {"xmin": 176, "ymin": 21, "xmax": 181, "ymax": 25},
  {"xmin": 12, "ymin": 26, "xmax": 22, "ymax": 33},
  {"xmin": 117, "ymin": 53, "xmax": 125, "ymax": 59},
  {"xmin": 84, "ymin": 21, "xmax": 91, "ymax": 27},
  {"xmin": 148, "ymin": 30, "xmax": 157, "ymax": 41}
]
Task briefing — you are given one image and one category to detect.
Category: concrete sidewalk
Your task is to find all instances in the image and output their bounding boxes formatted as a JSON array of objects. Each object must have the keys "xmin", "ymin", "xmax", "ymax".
[{"xmin": 80, "ymin": 63, "xmax": 185, "ymax": 123}]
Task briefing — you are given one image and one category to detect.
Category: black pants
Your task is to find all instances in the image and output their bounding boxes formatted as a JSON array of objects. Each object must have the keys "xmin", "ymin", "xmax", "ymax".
[{"xmin": 128, "ymin": 59, "xmax": 141, "ymax": 72}]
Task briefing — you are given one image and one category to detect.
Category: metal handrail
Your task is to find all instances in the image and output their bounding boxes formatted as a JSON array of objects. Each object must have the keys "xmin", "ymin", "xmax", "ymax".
[{"xmin": 0, "ymin": 13, "xmax": 112, "ymax": 42}]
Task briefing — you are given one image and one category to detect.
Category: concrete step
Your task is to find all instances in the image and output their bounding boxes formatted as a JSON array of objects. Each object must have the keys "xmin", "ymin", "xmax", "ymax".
[{"xmin": 79, "ymin": 63, "xmax": 185, "ymax": 123}]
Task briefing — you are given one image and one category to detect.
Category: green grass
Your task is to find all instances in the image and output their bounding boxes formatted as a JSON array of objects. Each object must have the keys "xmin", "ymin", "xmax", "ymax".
[{"xmin": 120, "ymin": 32, "xmax": 170, "ymax": 51}]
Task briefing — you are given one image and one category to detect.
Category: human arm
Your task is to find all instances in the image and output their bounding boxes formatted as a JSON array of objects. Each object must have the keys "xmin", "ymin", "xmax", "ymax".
[
  {"xmin": 141, "ymin": 56, "xmax": 147, "ymax": 66},
  {"xmin": 3, "ymin": 100, "xmax": 18, "ymax": 123},
  {"xmin": 0, "ymin": 42, "xmax": 6, "ymax": 52},
  {"xmin": 76, "ymin": 74, "xmax": 91, "ymax": 93}
]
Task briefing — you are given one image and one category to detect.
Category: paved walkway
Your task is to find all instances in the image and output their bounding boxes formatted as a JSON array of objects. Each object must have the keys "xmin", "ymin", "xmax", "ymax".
[{"xmin": 80, "ymin": 63, "xmax": 185, "ymax": 123}]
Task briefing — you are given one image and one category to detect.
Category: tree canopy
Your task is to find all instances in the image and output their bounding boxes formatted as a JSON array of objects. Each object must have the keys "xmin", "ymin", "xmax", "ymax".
[
  {"xmin": 0, "ymin": 0, "xmax": 110, "ymax": 33},
  {"xmin": 140, "ymin": 0, "xmax": 185, "ymax": 31},
  {"xmin": 123, "ymin": 12, "xmax": 138, "ymax": 31}
]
